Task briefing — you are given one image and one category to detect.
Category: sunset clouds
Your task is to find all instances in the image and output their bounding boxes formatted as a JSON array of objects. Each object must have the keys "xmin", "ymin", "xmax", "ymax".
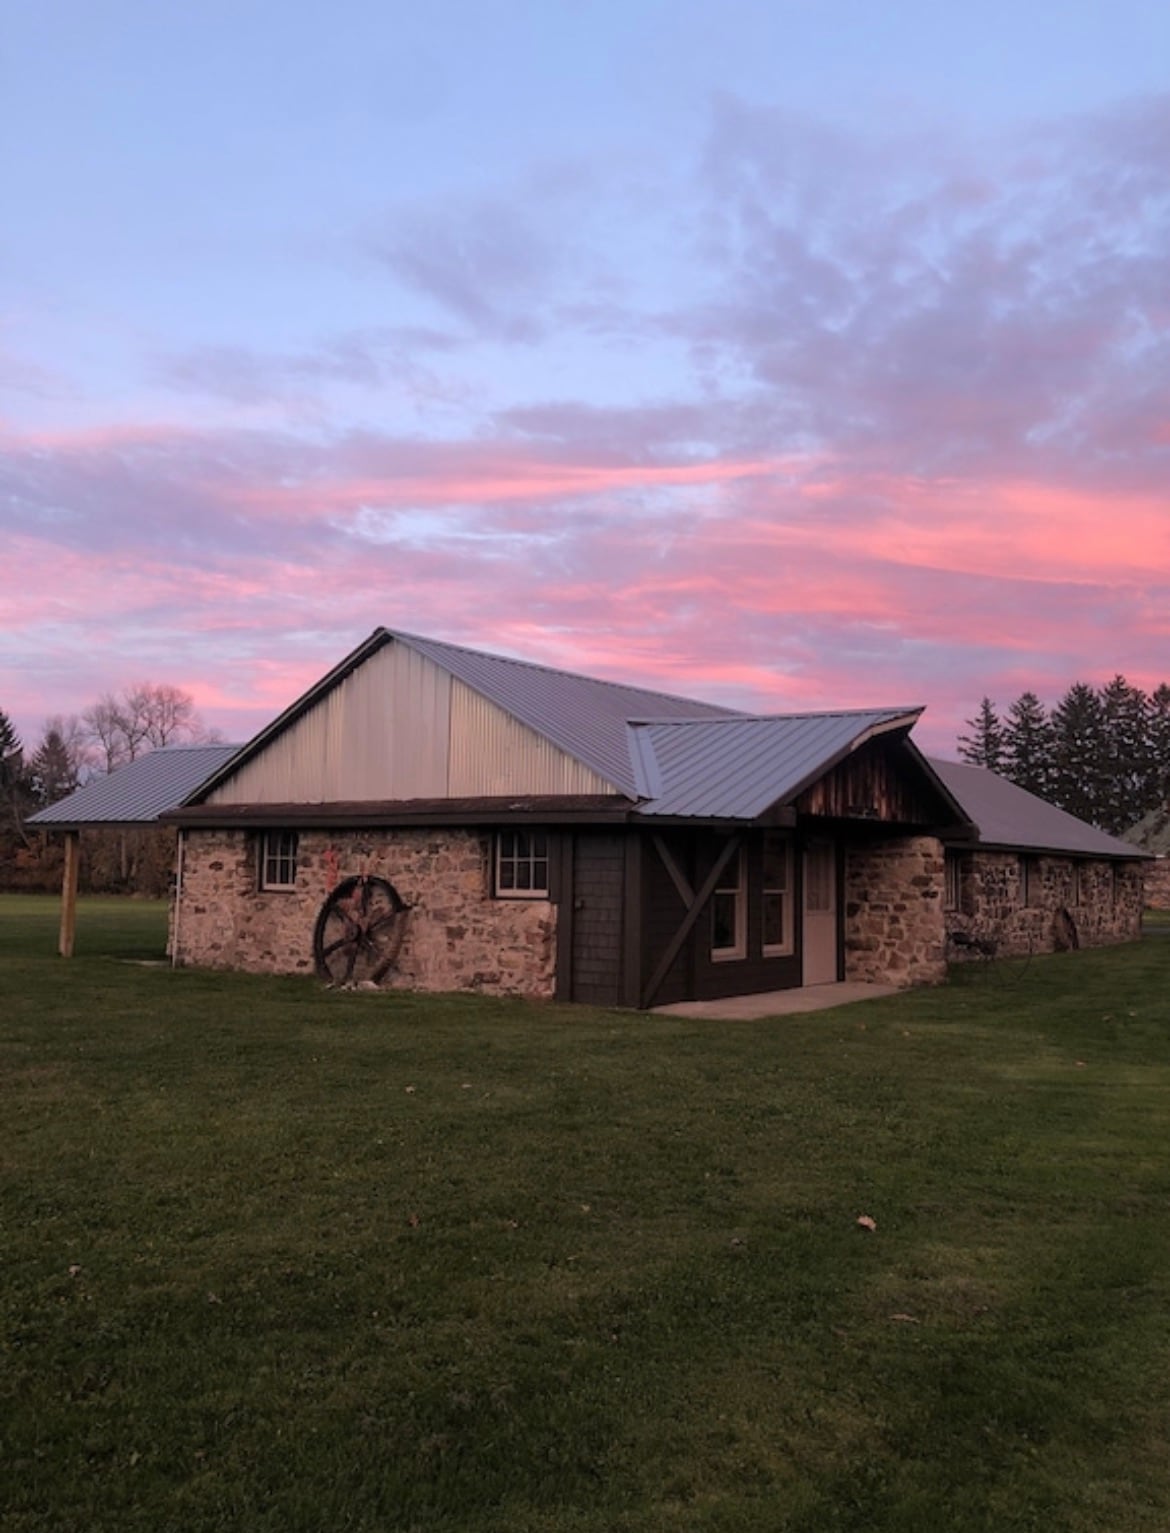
[{"xmin": 2, "ymin": 2, "xmax": 1168, "ymax": 756}]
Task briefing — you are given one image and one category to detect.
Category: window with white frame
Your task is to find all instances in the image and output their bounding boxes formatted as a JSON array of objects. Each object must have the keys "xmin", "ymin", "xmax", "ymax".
[
  {"xmin": 495, "ymin": 831, "xmax": 550, "ymax": 897},
  {"xmin": 762, "ymin": 833, "xmax": 793, "ymax": 955},
  {"xmin": 260, "ymin": 830, "xmax": 298, "ymax": 890},
  {"xmin": 711, "ymin": 845, "xmax": 746, "ymax": 960}
]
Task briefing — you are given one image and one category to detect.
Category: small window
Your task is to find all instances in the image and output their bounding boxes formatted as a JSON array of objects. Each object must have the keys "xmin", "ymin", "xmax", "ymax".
[
  {"xmin": 260, "ymin": 830, "xmax": 298, "ymax": 890},
  {"xmin": 1020, "ymin": 855, "xmax": 1043, "ymax": 907},
  {"xmin": 944, "ymin": 854, "xmax": 961, "ymax": 911},
  {"xmin": 762, "ymin": 834, "xmax": 793, "ymax": 955},
  {"xmin": 711, "ymin": 845, "xmax": 746, "ymax": 961},
  {"xmin": 1072, "ymin": 861, "xmax": 1084, "ymax": 906},
  {"xmin": 496, "ymin": 831, "xmax": 549, "ymax": 898}
]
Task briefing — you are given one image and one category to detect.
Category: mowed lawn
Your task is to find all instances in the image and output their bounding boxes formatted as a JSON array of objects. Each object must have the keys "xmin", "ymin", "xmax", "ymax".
[{"xmin": 3, "ymin": 896, "xmax": 1170, "ymax": 1532}]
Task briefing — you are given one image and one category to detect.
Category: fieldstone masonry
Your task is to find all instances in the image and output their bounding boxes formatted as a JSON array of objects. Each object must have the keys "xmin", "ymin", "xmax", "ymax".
[
  {"xmin": 946, "ymin": 851, "xmax": 1143, "ymax": 956},
  {"xmin": 843, "ymin": 836, "xmax": 947, "ymax": 987},
  {"xmin": 173, "ymin": 828, "xmax": 557, "ymax": 998}
]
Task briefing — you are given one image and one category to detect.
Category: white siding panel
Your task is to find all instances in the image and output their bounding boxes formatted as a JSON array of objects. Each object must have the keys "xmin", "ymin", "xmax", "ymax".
[
  {"xmin": 448, "ymin": 680, "xmax": 614, "ymax": 796},
  {"xmin": 209, "ymin": 643, "xmax": 452, "ymax": 803}
]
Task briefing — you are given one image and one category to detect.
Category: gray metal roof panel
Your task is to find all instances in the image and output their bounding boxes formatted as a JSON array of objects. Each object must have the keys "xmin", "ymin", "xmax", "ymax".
[
  {"xmin": 928, "ymin": 757, "xmax": 1147, "ymax": 859},
  {"xmin": 634, "ymin": 709, "xmax": 921, "ymax": 819},
  {"xmin": 393, "ymin": 629, "xmax": 739, "ymax": 797},
  {"xmin": 27, "ymin": 744, "xmax": 242, "ymax": 827}
]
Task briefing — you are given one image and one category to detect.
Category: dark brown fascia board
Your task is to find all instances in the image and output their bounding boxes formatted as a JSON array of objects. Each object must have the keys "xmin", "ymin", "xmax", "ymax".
[
  {"xmin": 946, "ymin": 838, "xmax": 1151, "ymax": 862},
  {"xmin": 178, "ymin": 627, "xmax": 393, "ymax": 808},
  {"xmin": 165, "ymin": 798, "xmax": 804, "ymax": 833},
  {"xmin": 166, "ymin": 794, "xmax": 636, "ymax": 829}
]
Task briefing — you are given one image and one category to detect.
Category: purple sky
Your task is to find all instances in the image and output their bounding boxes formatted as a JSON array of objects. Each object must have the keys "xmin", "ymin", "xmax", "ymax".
[{"xmin": 3, "ymin": 0, "xmax": 1169, "ymax": 758}]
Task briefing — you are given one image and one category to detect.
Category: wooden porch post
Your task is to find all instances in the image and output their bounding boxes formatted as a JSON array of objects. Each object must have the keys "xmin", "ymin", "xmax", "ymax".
[{"xmin": 59, "ymin": 831, "xmax": 80, "ymax": 958}]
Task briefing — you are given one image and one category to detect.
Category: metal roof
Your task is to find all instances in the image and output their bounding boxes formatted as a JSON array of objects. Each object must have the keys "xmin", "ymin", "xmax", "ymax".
[
  {"xmin": 27, "ymin": 744, "xmax": 242, "ymax": 828},
  {"xmin": 928, "ymin": 757, "xmax": 1148, "ymax": 860},
  {"xmin": 392, "ymin": 630, "xmax": 740, "ymax": 797},
  {"xmin": 631, "ymin": 709, "xmax": 924, "ymax": 818}
]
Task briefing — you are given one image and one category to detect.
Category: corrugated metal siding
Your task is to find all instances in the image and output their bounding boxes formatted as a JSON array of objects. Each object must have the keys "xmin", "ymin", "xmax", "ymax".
[
  {"xmin": 209, "ymin": 645, "xmax": 452, "ymax": 804},
  {"xmin": 399, "ymin": 631, "xmax": 736, "ymax": 797},
  {"xmin": 448, "ymin": 680, "xmax": 614, "ymax": 796}
]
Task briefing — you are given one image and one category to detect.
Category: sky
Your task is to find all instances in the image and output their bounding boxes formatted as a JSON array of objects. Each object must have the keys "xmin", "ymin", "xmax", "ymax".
[{"xmin": 2, "ymin": 0, "xmax": 1169, "ymax": 759}]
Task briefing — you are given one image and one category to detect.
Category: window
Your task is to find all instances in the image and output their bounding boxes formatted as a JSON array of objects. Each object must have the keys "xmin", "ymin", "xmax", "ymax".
[
  {"xmin": 1072, "ymin": 861, "xmax": 1084, "ymax": 906},
  {"xmin": 1020, "ymin": 855, "xmax": 1042, "ymax": 907},
  {"xmin": 260, "ymin": 830, "xmax": 298, "ymax": 890},
  {"xmin": 495, "ymin": 831, "xmax": 550, "ymax": 897},
  {"xmin": 762, "ymin": 834, "xmax": 793, "ymax": 955},
  {"xmin": 944, "ymin": 852, "xmax": 963, "ymax": 912},
  {"xmin": 711, "ymin": 845, "xmax": 746, "ymax": 960}
]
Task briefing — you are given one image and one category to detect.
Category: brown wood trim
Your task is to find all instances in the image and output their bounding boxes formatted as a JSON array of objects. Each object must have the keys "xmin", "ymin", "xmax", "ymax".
[
  {"xmin": 554, "ymin": 833, "xmax": 574, "ymax": 1002},
  {"xmin": 652, "ymin": 833, "xmax": 694, "ymax": 907},
  {"xmin": 620, "ymin": 834, "xmax": 643, "ymax": 1009},
  {"xmin": 639, "ymin": 833, "xmax": 741, "ymax": 1009}
]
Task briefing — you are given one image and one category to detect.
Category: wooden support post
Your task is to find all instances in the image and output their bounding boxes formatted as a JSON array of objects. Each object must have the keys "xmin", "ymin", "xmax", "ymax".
[{"xmin": 59, "ymin": 831, "xmax": 80, "ymax": 958}]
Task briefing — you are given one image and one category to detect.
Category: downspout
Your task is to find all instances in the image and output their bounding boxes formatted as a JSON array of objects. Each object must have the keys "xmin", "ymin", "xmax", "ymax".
[{"xmin": 171, "ymin": 827, "xmax": 185, "ymax": 967}]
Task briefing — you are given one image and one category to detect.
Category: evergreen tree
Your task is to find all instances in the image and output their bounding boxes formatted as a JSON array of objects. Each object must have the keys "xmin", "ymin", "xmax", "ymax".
[
  {"xmin": 1002, "ymin": 692, "xmax": 1054, "ymax": 798},
  {"xmin": 1050, "ymin": 682, "xmax": 1106, "ymax": 825},
  {"xmin": 957, "ymin": 697, "xmax": 1006, "ymax": 771},
  {"xmin": 28, "ymin": 727, "xmax": 81, "ymax": 807},
  {"xmin": 1148, "ymin": 684, "xmax": 1170, "ymax": 812},
  {"xmin": 1098, "ymin": 675, "xmax": 1152, "ymax": 834}
]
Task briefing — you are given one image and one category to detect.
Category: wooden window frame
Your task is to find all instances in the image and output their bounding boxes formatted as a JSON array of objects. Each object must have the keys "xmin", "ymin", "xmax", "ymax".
[
  {"xmin": 711, "ymin": 845, "xmax": 746, "ymax": 962},
  {"xmin": 260, "ymin": 829, "xmax": 298, "ymax": 891},
  {"xmin": 944, "ymin": 852, "xmax": 962, "ymax": 912},
  {"xmin": 761, "ymin": 833, "xmax": 794, "ymax": 956},
  {"xmin": 495, "ymin": 830, "xmax": 550, "ymax": 899}
]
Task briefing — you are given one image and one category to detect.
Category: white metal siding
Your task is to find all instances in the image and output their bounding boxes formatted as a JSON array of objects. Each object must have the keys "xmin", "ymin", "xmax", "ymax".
[
  {"xmin": 448, "ymin": 680, "xmax": 615, "ymax": 796},
  {"xmin": 208, "ymin": 645, "xmax": 453, "ymax": 803}
]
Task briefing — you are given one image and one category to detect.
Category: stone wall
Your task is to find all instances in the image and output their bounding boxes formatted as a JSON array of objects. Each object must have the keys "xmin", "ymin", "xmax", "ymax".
[
  {"xmin": 843, "ymin": 836, "xmax": 947, "ymax": 987},
  {"xmin": 945, "ymin": 851, "xmax": 1144, "ymax": 957},
  {"xmin": 173, "ymin": 827, "xmax": 557, "ymax": 998},
  {"xmin": 1143, "ymin": 857, "xmax": 1170, "ymax": 910}
]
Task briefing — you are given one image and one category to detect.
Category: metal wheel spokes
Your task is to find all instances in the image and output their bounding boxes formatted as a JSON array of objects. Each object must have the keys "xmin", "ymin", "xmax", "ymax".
[{"xmin": 313, "ymin": 875, "xmax": 408, "ymax": 986}]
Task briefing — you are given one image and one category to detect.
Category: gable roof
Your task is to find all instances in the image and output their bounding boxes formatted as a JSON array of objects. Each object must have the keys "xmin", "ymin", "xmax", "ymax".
[
  {"xmin": 630, "ymin": 709, "xmax": 925, "ymax": 818},
  {"xmin": 27, "ymin": 743, "xmax": 241, "ymax": 828},
  {"xmin": 186, "ymin": 627, "xmax": 743, "ymax": 806},
  {"xmin": 183, "ymin": 627, "xmax": 942, "ymax": 825},
  {"xmin": 928, "ymin": 757, "xmax": 1148, "ymax": 860}
]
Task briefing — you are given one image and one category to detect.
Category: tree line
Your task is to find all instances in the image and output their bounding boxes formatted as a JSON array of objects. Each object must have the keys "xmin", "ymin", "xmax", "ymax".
[
  {"xmin": 0, "ymin": 683, "xmax": 220, "ymax": 895},
  {"xmin": 957, "ymin": 676, "xmax": 1170, "ymax": 836}
]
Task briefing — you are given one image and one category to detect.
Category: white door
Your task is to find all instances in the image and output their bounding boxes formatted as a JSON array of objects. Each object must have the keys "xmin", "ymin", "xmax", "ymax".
[{"xmin": 802, "ymin": 841, "xmax": 838, "ymax": 986}]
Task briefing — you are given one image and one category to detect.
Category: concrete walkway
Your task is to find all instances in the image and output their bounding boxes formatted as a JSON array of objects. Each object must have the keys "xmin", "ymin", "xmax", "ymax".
[{"xmin": 652, "ymin": 981, "xmax": 900, "ymax": 1020}]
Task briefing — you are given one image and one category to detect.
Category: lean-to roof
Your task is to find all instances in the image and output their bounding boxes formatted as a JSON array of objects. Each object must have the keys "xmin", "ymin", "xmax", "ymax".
[
  {"xmin": 928, "ymin": 757, "xmax": 1148, "ymax": 860},
  {"xmin": 27, "ymin": 744, "xmax": 242, "ymax": 828}
]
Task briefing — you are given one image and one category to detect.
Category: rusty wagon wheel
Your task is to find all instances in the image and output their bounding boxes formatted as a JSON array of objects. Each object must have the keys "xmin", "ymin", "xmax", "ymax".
[{"xmin": 313, "ymin": 875, "xmax": 408, "ymax": 987}]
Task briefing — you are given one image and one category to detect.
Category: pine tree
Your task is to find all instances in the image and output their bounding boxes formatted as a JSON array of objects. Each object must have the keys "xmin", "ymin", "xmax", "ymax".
[
  {"xmin": 1002, "ymin": 692, "xmax": 1054, "ymax": 798},
  {"xmin": 28, "ymin": 727, "xmax": 81, "ymax": 807},
  {"xmin": 957, "ymin": 697, "xmax": 1006, "ymax": 771},
  {"xmin": 1050, "ymin": 682, "xmax": 1106, "ymax": 825},
  {"xmin": 1146, "ymin": 683, "xmax": 1170, "ymax": 812},
  {"xmin": 1097, "ymin": 675, "xmax": 1152, "ymax": 834}
]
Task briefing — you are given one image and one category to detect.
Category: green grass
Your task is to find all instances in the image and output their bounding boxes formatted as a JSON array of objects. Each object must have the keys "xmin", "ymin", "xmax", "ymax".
[{"xmin": 4, "ymin": 894, "xmax": 1170, "ymax": 1531}]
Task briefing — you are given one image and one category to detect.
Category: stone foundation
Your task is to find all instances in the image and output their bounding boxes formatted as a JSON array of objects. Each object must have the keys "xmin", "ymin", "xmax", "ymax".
[
  {"xmin": 945, "ymin": 852, "xmax": 1143, "ymax": 957},
  {"xmin": 843, "ymin": 836, "xmax": 947, "ymax": 987},
  {"xmin": 173, "ymin": 828, "xmax": 557, "ymax": 998}
]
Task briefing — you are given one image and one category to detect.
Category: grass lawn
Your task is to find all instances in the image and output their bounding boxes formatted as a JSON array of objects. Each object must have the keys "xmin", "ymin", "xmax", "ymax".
[{"xmin": 3, "ymin": 894, "xmax": 1170, "ymax": 1531}]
